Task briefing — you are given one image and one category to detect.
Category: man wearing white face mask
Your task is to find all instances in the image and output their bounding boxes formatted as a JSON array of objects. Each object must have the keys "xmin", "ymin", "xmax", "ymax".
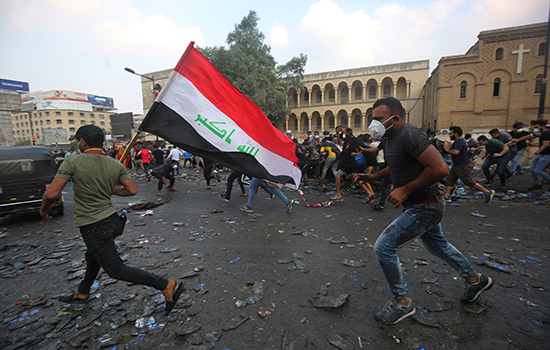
[{"xmin": 354, "ymin": 97, "xmax": 493, "ymax": 325}]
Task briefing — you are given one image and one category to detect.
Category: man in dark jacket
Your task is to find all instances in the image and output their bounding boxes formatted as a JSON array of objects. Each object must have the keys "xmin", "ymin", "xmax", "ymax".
[{"xmin": 152, "ymin": 159, "xmax": 178, "ymax": 196}]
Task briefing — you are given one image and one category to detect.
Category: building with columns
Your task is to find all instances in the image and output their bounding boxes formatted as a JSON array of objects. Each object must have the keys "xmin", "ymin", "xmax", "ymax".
[
  {"xmin": 422, "ymin": 22, "xmax": 550, "ymax": 134},
  {"xmin": 286, "ymin": 60, "xmax": 428, "ymax": 138}
]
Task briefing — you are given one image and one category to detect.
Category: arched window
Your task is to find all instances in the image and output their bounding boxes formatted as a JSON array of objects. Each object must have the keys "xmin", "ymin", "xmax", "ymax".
[
  {"xmin": 354, "ymin": 115, "xmax": 362, "ymax": 129},
  {"xmin": 369, "ymin": 86, "xmax": 377, "ymax": 99},
  {"xmin": 329, "ymin": 116, "xmax": 335, "ymax": 129},
  {"xmin": 355, "ymin": 87, "xmax": 362, "ymax": 100},
  {"xmin": 539, "ymin": 42, "xmax": 546, "ymax": 56},
  {"xmin": 316, "ymin": 91, "xmax": 322, "ymax": 103},
  {"xmin": 535, "ymin": 74, "xmax": 544, "ymax": 94},
  {"xmin": 341, "ymin": 88, "xmax": 349, "ymax": 103},
  {"xmin": 383, "ymin": 84, "xmax": 391, "ymax": 97},
  {"xmin": 460, "ymin": 81, "xmax": 467, "ymax": 99},
  {"xmin": 495, "ymin": 48, "xmax": 503, "ymax": 60},
  {"xmin": 341, "ymin": 116, "xmax": 348, "ymax": 128},
  {"xmin": 293, "ymin": 118, "xmax": 298, "ymax": 129},
  {"xmin": 493, "ymin": 78, "xmax": 501, "ymax": 97},
  {"xmin": 328, "ymin": 89, "xmax": 335, "ymax": 102}
]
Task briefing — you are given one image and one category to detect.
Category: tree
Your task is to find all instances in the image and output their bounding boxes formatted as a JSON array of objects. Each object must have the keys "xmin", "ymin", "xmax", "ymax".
[{"xmin": 199, "ymin": 11, "xmax": 307, "ymax": 126}]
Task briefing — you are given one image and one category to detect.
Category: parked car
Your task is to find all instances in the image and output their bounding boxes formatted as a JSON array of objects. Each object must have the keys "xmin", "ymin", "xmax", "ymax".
[{"xmin": 0, "ymin": 146, "xmax": 64, "ymax": 217}]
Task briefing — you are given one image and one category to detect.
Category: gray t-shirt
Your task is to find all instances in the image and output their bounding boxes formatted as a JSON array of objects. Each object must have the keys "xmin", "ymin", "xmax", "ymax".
[{"xmin": 384, "ymin": 123, "xmax": 441, "ymax": 202}]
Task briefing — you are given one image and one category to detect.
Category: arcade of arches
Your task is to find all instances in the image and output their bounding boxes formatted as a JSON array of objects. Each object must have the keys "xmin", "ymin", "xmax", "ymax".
[{"xmin": 285, "ymin": 76, "xmax": 413, "ymax": 137}]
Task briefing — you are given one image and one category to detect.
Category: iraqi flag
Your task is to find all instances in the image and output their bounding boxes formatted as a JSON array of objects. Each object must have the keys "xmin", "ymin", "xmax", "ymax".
[{"xmin": 139, "ymin": 42, "xmax": 301, "ymax": 188}]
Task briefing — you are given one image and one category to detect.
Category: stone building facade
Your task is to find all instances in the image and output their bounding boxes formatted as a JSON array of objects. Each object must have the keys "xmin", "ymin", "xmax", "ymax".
[
  {"xmin": 286, "ymin": 61, "xmax": 428, "ymax": 138},
  {"xmin": 11, "ymin": 109, "xmax": 111, "ymax": 145},
  {"xmin": 422, "ymin": 22, "xmax": 550, "ymax": 134}
]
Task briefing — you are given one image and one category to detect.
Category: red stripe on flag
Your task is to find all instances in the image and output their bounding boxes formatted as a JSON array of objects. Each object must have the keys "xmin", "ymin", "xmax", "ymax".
[{"xmin": 173, "ymin": 43, "xmax": 297, "ymax": 166}]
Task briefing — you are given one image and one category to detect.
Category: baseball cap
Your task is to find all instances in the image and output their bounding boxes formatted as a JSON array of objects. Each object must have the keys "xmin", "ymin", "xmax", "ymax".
[
  {"xmin": 70, "ymin": 125, "xmax": 105, "ymax": 145},
  {"xmin": 512, "ymin": 122, "xmax": 524, "ymax": 128},
  {"xmin": 286, "ymin": 130, "xmax": 292, "ymax": 134},
  {"xmin": 323, "ymin": 130, "xmax": 330, "ymax": 135}
]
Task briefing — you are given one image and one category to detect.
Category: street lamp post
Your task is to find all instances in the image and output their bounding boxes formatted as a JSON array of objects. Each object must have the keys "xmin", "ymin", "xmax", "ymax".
[{"xmin": 124, "ymin": 67, "xmax": 156, "ymax": 96}]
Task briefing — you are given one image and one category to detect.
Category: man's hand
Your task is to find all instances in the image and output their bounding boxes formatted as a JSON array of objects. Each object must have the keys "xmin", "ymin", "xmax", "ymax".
[
  {"xmin": 387, "ymin": 187, "xmax": 409, "ymax": 207},
  {"xmin": 39, "ymin": 207, "xmax": 53, "ymax": 221},
  {"xmin": 353, "ymin": 173, "xmax": 373, "ymax": 184},
  {"xmin": 528, "ymin": 154, "xmax": 536, "ymax": 160}
]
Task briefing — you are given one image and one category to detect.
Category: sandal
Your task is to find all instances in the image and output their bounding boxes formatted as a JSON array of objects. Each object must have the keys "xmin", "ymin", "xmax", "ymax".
[
  {"xmin": 59, "ymin": 291, "xmax": 90, "ymax": 304},
  {"xmin": 165, "ymin": 282, "xmax": 184, "ymax": 315}
]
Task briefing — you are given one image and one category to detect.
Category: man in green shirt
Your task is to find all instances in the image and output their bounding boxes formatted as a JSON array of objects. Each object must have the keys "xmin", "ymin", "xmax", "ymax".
[
  {"xmin": 40, "ymin": 125, "xmax": 182, "ymax": 314},
  {"xmin": 478, "ymin": 135, "xmax": 510, "ymax": 187}
]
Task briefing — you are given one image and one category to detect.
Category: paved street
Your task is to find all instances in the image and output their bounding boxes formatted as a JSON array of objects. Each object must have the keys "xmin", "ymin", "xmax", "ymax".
[{"xmin": 0, "ymin": 170, "xmax": 549, "ymax": 349}]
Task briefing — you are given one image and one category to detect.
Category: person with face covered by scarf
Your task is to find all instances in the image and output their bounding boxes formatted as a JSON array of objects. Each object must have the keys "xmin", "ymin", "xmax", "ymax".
[{"xmin": 354, "ymin": 98, "xmax": 493, "ymax": 325}]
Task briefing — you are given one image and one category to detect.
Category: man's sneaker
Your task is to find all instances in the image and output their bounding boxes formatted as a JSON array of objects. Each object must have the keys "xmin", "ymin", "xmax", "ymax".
[
  {"xmin": 370, "ymin": 203, "xmax": 384, "ymax": 211},
  {"xmin": 239, "ymin": 205, "xmax": 253, "ymax": 213},
  {"xmin": 460, "ymin": 273, "xmax": 494, "ymax": 304},
  {"xmin": 484, "ymin": 189, "xmax": 495, "ymax": 203},
  {"xmin": 374, "ymin": 299, "xmax": 416, "ymax": 325},
  {"xmin": 444, "ymin": 196, "xmax": 452, "ymax": 203},
  {"xmin": 219, "ymin": 193, "xmax": 230, "ymax": 202},
  {"xmin": 286, "ymin": 199, "xmax": 295, "ymax": 213},
  {"xmin": 527, "ymin": 184, "xmax": 542, "ymax": 191},
  {"xmin": 268, "ymin": 192, "xmax": 276, "ymax": 201}
]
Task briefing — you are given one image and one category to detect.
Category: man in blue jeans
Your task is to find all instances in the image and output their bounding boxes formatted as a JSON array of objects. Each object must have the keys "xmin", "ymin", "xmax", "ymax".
[
  {"xmin": 40, "ymin": 125, "xmax": 183, "ymax": 315},
  {"xmin": 354, "ymin": 98, "xmax": 493, "ymax": 325},
  {"xmin": 527, "ymin": 119, "xmax": 550, "ymax": 191},
  {"xmin": 240, "ymin": 177, "xmax": 295, "ymax": 214},
  {"xmin": 478, "ymin": 135, "xmax": 510, "ymax": 187}
]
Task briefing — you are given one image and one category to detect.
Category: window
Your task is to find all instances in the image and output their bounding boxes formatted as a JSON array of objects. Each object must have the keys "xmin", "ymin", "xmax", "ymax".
[
  {"xmin": 16, "ymin": 123, "xmax": 19, "ymax": 127},
  {"xmin": 55, "ymin": 112, "xmax": 61, "ymax": 116},
  {"xmin": 90, "ymin": 114, "xmax": 95, "ymax": 118},
  {"xmin": 329, "ymin": 116, "xmax": 335, "ymax": 129},
  {"xmin": 39, "ymin": 112, "xmax": 42, "ymax": 117},
  {"xmin": 354, "ymin": 115, "xmax": 361, "ymax": 129},
  {"xmin": 69, "ymin": 127, "xmax": 76, "ymax": 132},
  {"xmin": 91, "ymin": 121, "xmax": 95, "ymax": 125},
  {"xmin": 539, "ymin": 42, "xmax": 546, "ymax": 56},
  {"xmin": 383, "ymin": 84, "xmax": 391, "ymax": 97},
  {"xmin": 25, "ymin": 122, "xmax": 28, "ymax": 126},
  {"xmin": 355, "ymin": 87, "xmax": 362, "ymax": 100},
  {"xmin": 80, "ymin": 112, "xmax": 85, "ymax": 117},
  {"xmin": 69, "ymin": 120, "xmax": 75, "ymax": 124},
  {"xmin": 495, "ymin": 48, "xmax": 503, "ymax": 60},
  {"xmin": 493, "ymin": 78, "xmax": 501, "ymax": 97},
  {"xmin": 535, "ymin": 74, "xmax": 544, "ymax": 94},
  {"xmin": 328, "ymin": 90, "xmax": 335, "ymax": 102},
  {"xmin": 460, "ymin": 81, "xmax": 467, "ymax": 99},
  {"xmin": 341, "ymin": 88, "xmax": 349, "ymax": 103},
  {"xmin": 45, "ymin": 111, "xmax": 50, "ymax": 116},
  {"xmin": 46, "ymin": 120, "xmax": 51, "ymax": 125},
  {"xmin": 99, "ymin": 114, "xmax": 104, "ymax": 119},
  {"xmin": 56, "ymin": 119, "xmax": 62, "ymax": 124},
  {"xmin": 68, "ymin": 112, "xmax": 73, "ymax": 116},
  {"xmin": 81, "ymin": 120, "xmax": 86, "ymax": 124},
  {"xmin": 316, "ymin": 91, "xmax": 322, "ymax": 103},
  {"xmin": 100, "ymin": 121, "xmax": 105, "ymax": 126}
]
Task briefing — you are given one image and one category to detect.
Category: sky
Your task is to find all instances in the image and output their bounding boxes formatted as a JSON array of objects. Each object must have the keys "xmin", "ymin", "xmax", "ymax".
[{"xmin": 0, "ymin": 0, "xmax": 547, "ymax": 115}]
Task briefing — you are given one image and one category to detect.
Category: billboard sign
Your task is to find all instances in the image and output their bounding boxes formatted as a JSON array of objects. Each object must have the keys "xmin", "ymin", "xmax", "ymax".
[
  {"xmin": 0, "ymin": 78, "xmax": 29, "ymax": 92},
  {"xmin": 87, "ymin": 94, "xmax": 114, "ymax": 107},
  {"xmin": 37, "ymin": 100, "xmax": 93, "ymax": 111},
  {"xmin": 43, "ymin": 128, "xmax": 68, "ymax": 145},
  {"xmin": 42, "ymin": 90, "xmax": 88, "ymax": 102},
  {"xmin": 21, "ymin": 91, "xmax": 44, "ymax": 103}
]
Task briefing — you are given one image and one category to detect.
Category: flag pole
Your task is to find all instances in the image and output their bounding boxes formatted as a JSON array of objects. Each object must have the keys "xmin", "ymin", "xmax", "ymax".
[{"xmin": 118, "ymin": 130, "xmax": 141, "ymax": 164}]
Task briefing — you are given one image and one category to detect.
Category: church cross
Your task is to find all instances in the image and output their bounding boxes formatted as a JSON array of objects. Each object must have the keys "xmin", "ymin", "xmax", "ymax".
[{"xmin": 512, "ymin": 44, "xmax": 530, "ymax": 74}]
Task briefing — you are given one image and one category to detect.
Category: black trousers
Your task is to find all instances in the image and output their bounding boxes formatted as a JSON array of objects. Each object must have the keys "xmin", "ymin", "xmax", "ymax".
[
  {"xmin": 157, "ymin": 174, "xmax": 175, "ymax": 191},
  {"xmin": 224, "ymin": 170, "xmax": 246, "ymax": 199},
  {"xmin": 77, "ymin": 213, "xmax": 168, "ymax": 295}
]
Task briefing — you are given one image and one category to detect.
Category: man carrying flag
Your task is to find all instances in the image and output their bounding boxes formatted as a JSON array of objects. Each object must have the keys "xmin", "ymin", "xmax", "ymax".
[{"xmin": 138, "ymin": 42, "xmax": 301, "ymax": 189}]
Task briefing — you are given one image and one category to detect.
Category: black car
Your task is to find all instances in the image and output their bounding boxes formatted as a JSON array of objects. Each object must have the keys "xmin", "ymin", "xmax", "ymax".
[{"xmin": 0, "ymin": 146, "xmax": 64, "ymax": 217}]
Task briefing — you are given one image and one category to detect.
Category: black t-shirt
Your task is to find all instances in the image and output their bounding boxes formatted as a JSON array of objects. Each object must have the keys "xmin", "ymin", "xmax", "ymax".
[
  {"xmin": 152, "ymin": 149, "xmax": 165, "ymax": 165},
  {"xmin": 451, "ymin": 138, "xmax": 470, "ymax": 166},
  {"xmin": 385, "ymin": 123, "xmax": 441, "ymax": 202},
  {"xmin": 338, "ymin": 136, "xmax": 360, "ymax": 173},
  {"xmin": 539, "ymin": 130, "xmax": 550, "ymax": 155},
  {"xmin": 509, "ymin": 130, "xmax": 530, "ymax": 151}
]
